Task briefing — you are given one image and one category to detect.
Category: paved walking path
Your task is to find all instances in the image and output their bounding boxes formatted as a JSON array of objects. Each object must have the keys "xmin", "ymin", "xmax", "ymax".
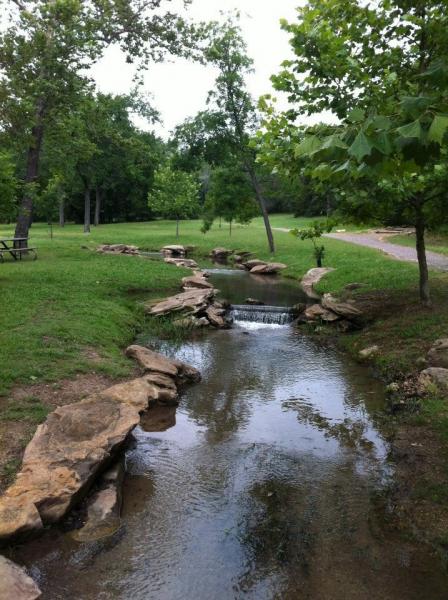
[{"xmin": 273, "ymin": 228, "xmax": 448, "ymax": 271}]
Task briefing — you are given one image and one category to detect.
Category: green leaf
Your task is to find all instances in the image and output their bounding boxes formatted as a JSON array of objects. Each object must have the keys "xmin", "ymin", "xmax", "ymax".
[
  {"xmin": 348, "ymin": 131, "xmax": 373, "ymax": 162},
  {"xmin": 400, "ymin": 96, "xmax": 433, "ymax": 114},
  {"xmin": 347, "ymin": 108, "xmax": 365, "ymax": 123},
  {"xmin": 396, "ymin": 119, "xmax": 423, "ymax": 139},
  {"xmin": 371, "ymin": 116, "xmax": 391, "ymax": 130},
  {"xmin": 294, "ymin": 136, "xmax": 323, "ymax": 158},
  {"xmin": 372, "ymin": 131, "xmax": 393, "ymax": 155},
  {"xmin": 320, "ymin": 134, "xmax": 348, "ymax": 150},
  {"xmin": 427, "ymin": 114, "xmax": 448, "ymax": 145}
]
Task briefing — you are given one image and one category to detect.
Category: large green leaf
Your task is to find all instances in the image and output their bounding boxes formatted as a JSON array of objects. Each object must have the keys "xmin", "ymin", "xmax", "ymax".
[
  {"xmin": 294, "ymin": 136, "xmax": 323, "ymax": 158},
  {"xmin": 427, "ymin": 114, "xmax": 448, "ymax": 145},
  {"xmin": 372, "ymin": 131, "xmax": 393, "ymax": 155},
  {"xmin": 348, "ymin": 131, "xmax": 373, "ymax": 162},
  {"xmin": 347, "ymin": 108, "xmax": 365, "ymax": 123},
  {"xmin": 396, "ymin": 119, "xmax": 423, "ymax": 139},
  {"xmin": 400, "ymin": 96, "xmax": 433, "ymax": 114}
]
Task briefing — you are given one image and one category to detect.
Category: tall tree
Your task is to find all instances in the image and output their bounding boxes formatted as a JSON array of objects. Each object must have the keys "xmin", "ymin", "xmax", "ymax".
[
  {"xmin": 259, "ymin": 0, "xmax": 448, "ymax": 304},
  {"xmin": 205, "ymin": 19, "xmax": 276, "ymax": 252},
  {"xmin": 0, "ymin": 0, "xmax": 205, "ymax": 243}
]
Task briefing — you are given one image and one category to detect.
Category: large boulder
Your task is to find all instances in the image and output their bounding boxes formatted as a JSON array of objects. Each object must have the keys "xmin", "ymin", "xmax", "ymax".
[
  {"xmin": 418, "ymin": 367, "xmax": 448, "ymax": 395},
  {"xmin": 161, "ymin": 245, "xmax": 186, "ymax": 257},
  {"xmin": 427, "ymin": 339, "xmax": 448, "ymax": 369},
  {"xmin": 125, "ymin": 345, "xmax": 201, "ymax": 384},
  {"xmin": 243, "ymin": 259, "xmax": 267, "ymax": 270},
  {"xmin": 250, "ymin": 262, "xmax": 287, "ymax": 275},
  {"xmin": 182, "ymin": 275, "xmax": 213, "ymax": 290},
  {"xmin": 321, "ymin": 293, "xmax": 363, "ymax": 324},
  {"xmin": 300, "ymin": 267, "xmax": 335, "ymax": 299},
  {"xmin": 304, "ymin": 304, "xmax": 339, "ymax": 322},
  {"xmin": 146, "ymin": 287, "xmax": 215, "ymax": 317},
  {"xmin": 210, "ymin": 247, "xmax": 233, "ymax": 260},
  {"xmin": 0, "ymin": 396, "xmax": 140, "ymax": 541},
  {"xmin": 98, "ymin": 377, "xmax": 164, "ymax": 412},
  {"xmin": 0, "ymin": 556, "xmax": 41, "ymax": 599}
]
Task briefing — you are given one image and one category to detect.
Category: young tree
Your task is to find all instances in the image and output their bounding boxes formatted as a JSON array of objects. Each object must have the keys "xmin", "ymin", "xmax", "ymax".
[
  {"xmin": 0, "ymin": 0, "xmax": 206, "ymax": 244},
  {"xmin": 205, "ymin": 19, "xmax": 276, "ymax": 252},
  {"xmin": 148, "ymin": 166, "xmax": 200, "ymax": 238},
  {"xmin": 203, "ymin": 165, "xmax": 258, "ymax": 236},
  {"xmin": 291, "ymin": 221, "xmax": 333, "ymax": 268}
]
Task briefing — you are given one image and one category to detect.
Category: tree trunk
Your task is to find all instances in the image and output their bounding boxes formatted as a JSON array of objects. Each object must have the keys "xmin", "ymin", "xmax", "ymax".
[
  {"xmin": 176, "ymin": 217, "xmax": 179, "ymax": 239},
  {"xmin": 14, "ymin": 99, "xmax": 46, "ymax": 245},
  {"xmin": 229, "ymin": 219, "xmax": 232, "ymax": 236},
  {"xmin": 59, "ymin": 198, "xmax": 65, "ymax": 227},
  {"xmin": 245, "ymin": 161, "xmax": 275, "ymax": 253},
  {"xmin": 84, "ymin": 188, "xmax": 91, "ymax": 234},
  {"xmin": 219, "ymin": 216, "xmax": 222, "ymax": 228},
  {"xmin": 94, "ymin": 187, "xmax": 101, "ymax": 226},
  {"xmin": 415, "ymin": 203, "xmax": 430, "ymax": 305}
]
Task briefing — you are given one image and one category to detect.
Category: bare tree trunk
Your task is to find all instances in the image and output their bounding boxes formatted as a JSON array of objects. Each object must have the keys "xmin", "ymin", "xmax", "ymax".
[
  {"xmin": 415, "ymin": 202, "xmax": 430, "ymax": 305},
  {"xmin": 94, "ymin": 187, "xmax": 101, "ymax": 226},
  {"xmin": 245, "ymin": 161, "xmax": 275, "ymax": 253},
  {"xmin": 59, "ymin": 198, "xmax": 65, "ymax": 227},
  {"xmin": 229, "ymin": 219, "xmax": 232, "ymax": 236},
  {"xmin": 84, "ymin": 188, "xmax": 91, "ymax": 234},
  {"xmin": 219, "ymin": 216, "xmax": 222, "ymax": 228},
  {"xmin": 176, "ymin": 217, "xmax": 179, "ymax": 239},
  {"xmin": 14, "ymin": 99, "xmax": 46, "ymax": 245}
]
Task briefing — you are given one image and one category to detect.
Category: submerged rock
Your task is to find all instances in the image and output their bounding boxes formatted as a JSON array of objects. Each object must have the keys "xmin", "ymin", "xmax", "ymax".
[
  {"xmin": 0, "ymin": 555, "xmax": 41, "ymax": 599},
  {"xmin": 300, "ymin": 267, "xmax": 335, "ymax": 299},
  {"xmin": 70, "ymin": 460, "xmax": 125, "ymax": 543},
  {"xmin": 245, "ymin": 298, "xmax": 265, "ymax": 305}
]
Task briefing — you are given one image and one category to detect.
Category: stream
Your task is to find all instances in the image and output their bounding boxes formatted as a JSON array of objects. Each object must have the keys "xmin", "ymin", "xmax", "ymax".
[{"xmin": 11, "ymin": 269, "xmax": 448, "ymax": 599}]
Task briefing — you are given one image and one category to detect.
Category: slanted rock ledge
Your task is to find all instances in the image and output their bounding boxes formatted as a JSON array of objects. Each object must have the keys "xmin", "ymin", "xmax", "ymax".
[{"xmin": 0, "ymin": 346, "xmax": 200, "ymax": 546}]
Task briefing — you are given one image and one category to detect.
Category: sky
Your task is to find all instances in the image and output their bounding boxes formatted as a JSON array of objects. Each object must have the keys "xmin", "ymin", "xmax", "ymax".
[{"xmin": 91, "ymin": 0, "xmax": 305, "ymax": 138}]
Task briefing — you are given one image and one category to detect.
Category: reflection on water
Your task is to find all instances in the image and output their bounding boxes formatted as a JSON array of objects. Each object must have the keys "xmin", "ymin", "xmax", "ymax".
[{"xmin": 11, "ymin": 271, "xmax": 448, "ymax": 599}]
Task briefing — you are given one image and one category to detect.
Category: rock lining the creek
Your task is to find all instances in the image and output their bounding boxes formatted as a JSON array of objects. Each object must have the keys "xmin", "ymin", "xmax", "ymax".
[
  {"xmin": 97, "ymin": 244, "xmax": 140, "ymax": 255},
  {"xmin": 0, "ymin": 555, "xmax": 41, "ymax": 599},
  {"xmin": 0, "ymin": 347, "xmax": 201, "ymax": 546},
  {"xmin": 300, "ymin": 267, "xmax": 335, "ymax": 300}
]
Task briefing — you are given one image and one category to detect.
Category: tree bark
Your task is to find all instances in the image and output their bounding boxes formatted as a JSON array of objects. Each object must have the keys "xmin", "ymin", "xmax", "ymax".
[
  {"xmin": 84, "ymin": 188, "xmax": 91, "ymax": 234},
  {"xmin": 245, "ymin": 161, "xmax": 275, "ymax": 253},
  {"xmin": 229, "ymin": 219, "xmax": 232, "ymax": 236},
  {"xmin": 176, "ymin": 217, "xmax": 179, "ymax": 239},
  {"xmin": 415, "ymin": 203, "xmax": 430, "ymax": 305},
  {"xmin": 94, "ymin": 187, "xmax": 101, "ymax": 226},
  {"xmin": 14, "ymin": 99, "xmax": 46, "ymax": 245},
  {"xmin": 59, "ymin": 199, "xmax": 65, "ymax": 227}
]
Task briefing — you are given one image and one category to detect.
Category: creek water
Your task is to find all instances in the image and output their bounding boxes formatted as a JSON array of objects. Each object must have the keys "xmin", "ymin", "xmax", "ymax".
[{"xmin": 12, "ymin": 270, "xmax": 448, "ymax": 599}]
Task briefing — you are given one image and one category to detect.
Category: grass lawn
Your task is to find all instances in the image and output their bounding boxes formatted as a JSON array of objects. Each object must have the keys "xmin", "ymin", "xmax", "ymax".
[
  {"xmin": 0, "ymin": 216, "xmax": 446, "ymax": 393},
  {"xmin": 389, "ymin": 232, "xmax": 448, "ymax": 256}
]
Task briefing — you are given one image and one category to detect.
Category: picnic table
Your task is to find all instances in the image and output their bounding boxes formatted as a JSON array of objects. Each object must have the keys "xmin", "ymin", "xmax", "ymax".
[{"xmin": 0, "ymin": 238, "xmax": 37, "ymax": 262}]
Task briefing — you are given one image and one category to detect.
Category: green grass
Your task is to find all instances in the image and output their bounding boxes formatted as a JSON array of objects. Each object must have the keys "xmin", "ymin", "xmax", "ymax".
[
  {"xmin": 390, "ymin": 232, "xmax": 448, "ymax": 256},
  {"xmin": 0, "ymin": 216, "xmax": 446, "ymax": 393},
  {"xmin": 0, "ymin": 396, "xmax": 50, "ymax": 424}
]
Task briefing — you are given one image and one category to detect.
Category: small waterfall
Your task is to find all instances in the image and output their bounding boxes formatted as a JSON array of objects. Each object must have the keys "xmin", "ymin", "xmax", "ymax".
[{"xmin": 230, "ymin": 304, "xmax": 296, "ymax": 325}]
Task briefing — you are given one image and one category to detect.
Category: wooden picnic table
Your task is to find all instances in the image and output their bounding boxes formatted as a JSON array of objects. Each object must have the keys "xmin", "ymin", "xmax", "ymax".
[{"xmin": 0, "ymin": 238, "xmax": 37, "ymax": 261}]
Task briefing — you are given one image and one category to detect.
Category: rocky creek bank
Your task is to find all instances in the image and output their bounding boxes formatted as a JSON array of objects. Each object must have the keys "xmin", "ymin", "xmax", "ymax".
[{"xmin": 0, "ymin": 345, "xmax": 201, "ymax": 597}]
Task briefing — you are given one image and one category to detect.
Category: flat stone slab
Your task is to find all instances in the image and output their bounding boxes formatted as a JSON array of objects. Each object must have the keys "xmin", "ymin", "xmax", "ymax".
[
  {"xmin": 0, "ymin": 346, "xmax": 201, "ymax": 545},
  {"xmin": 301, "ymin": 267, "xmax": 335, "ymax": 299},
  {"xmin": 250, "ymin": 262, "xmax": 287, "ymax": 275},
  {"xmin": 182, "ymin": 275, "xmax": 213, "ymax": 290},
  {"xmin": 0, "ymin": 555, "xmax": 41, "ymax": 599},
  {"xmin": 146, "ymin": 287, "xmax": 215, "ymax": 317}
]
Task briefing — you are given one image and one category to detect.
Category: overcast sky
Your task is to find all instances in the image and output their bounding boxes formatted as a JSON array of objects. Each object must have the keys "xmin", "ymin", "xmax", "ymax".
[{"xmin": 91, "ymin": 0, "xmax": 305, "ymax": 138}]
